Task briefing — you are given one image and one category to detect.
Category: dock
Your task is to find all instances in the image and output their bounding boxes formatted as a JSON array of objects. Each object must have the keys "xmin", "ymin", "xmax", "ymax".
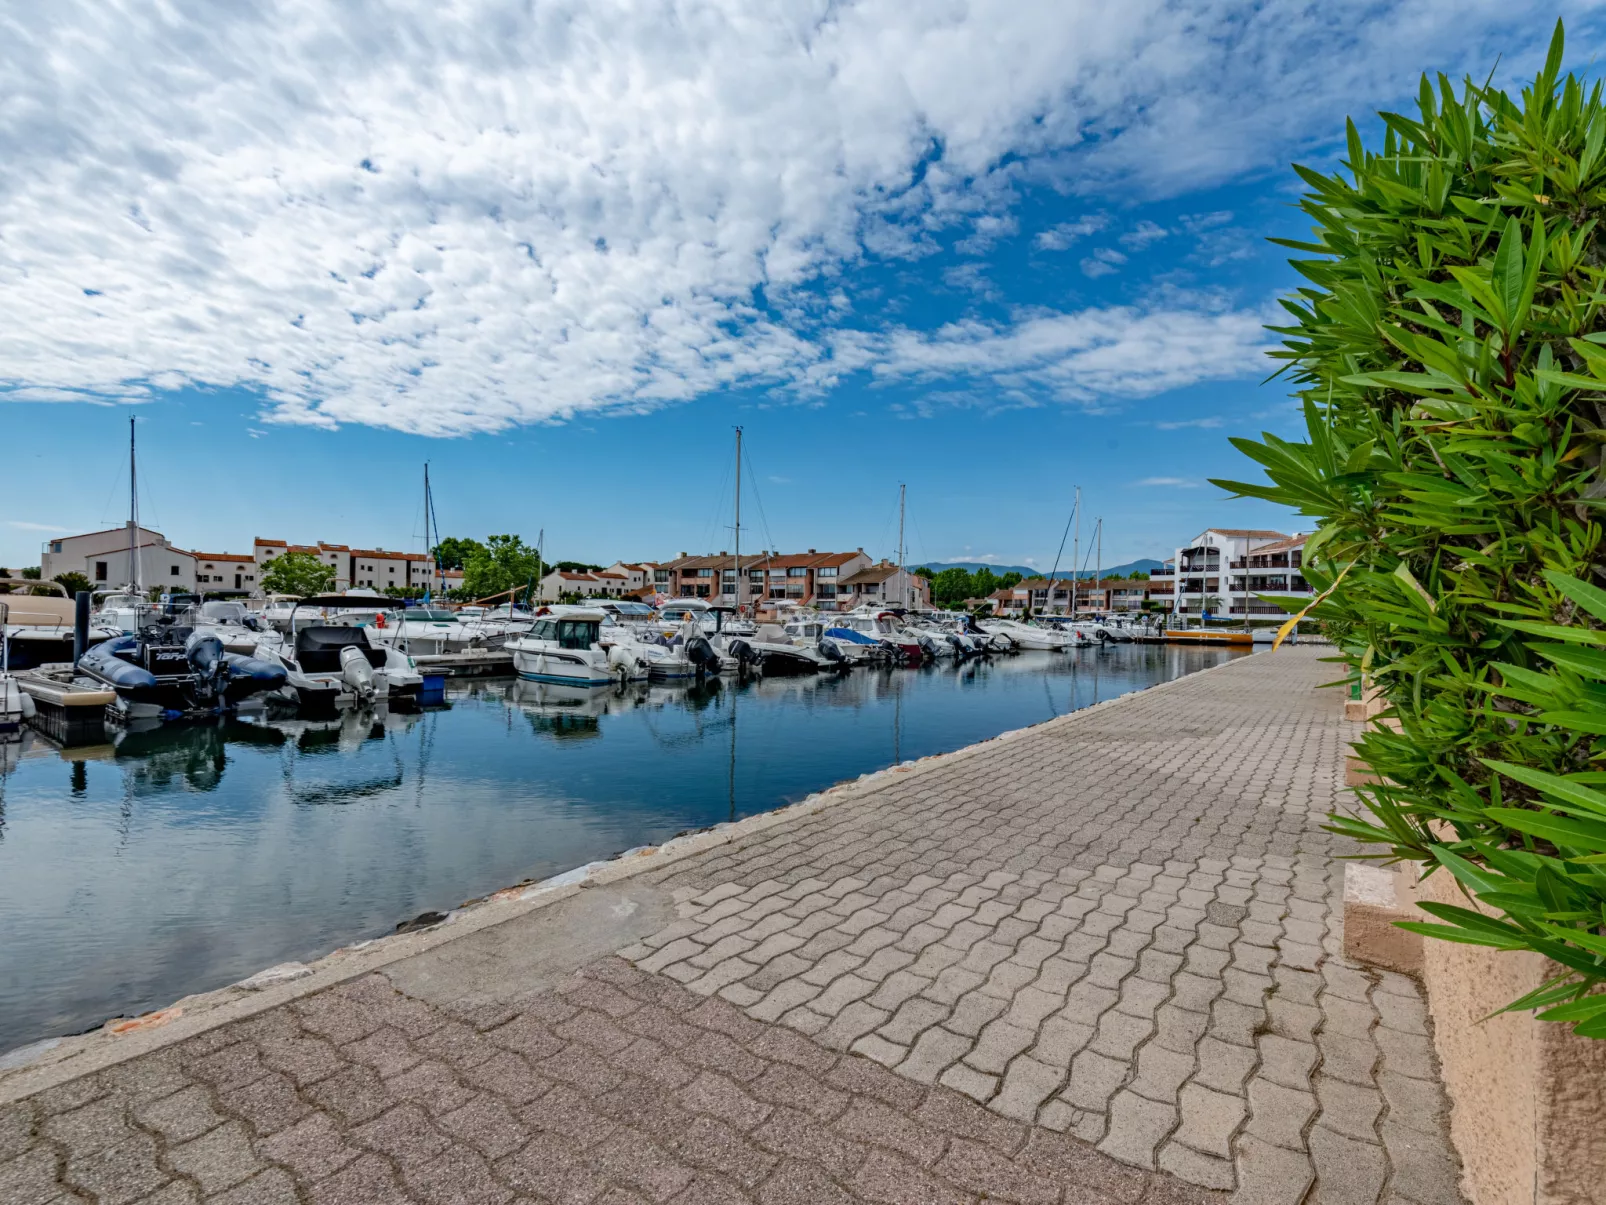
[
  {"xmin": 412, "ymin": 648, "xmax": 514, "ymax": 677},
  {"xmin": 0, "ymin": 648, "xmax": 1461, "ymax": 1205}
]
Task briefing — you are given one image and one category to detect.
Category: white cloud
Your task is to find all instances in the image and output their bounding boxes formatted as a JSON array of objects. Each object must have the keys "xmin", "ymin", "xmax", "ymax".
[
  {"xmin": 1132, "ymin": 476, "xmax": 1200, "ymax": 487},
  {"xmin": 1120, "ymin": 220, "xmax": 1171, "ymax": 249},
  {"xmin": 837, "ymin": 299, "xmax": 1276, "ymax": 402},
  {"xmin": 1080, "ymin": 248, "xmax": 1128, "ymax": 278},
  {"xmin": 0, "ymin": 1, "xmax": 1584, "ymax": 434},
  {"xmin": 1152, "ymin": 415, "xmax": 1225, "ymax": 430},
  {"xmin": 5, "ymin": 521, "xmax": 71, "ymax": 532},
  {"xmin": 1035, "ymin": 216, "xmax": 1108, "ymax": 251}
]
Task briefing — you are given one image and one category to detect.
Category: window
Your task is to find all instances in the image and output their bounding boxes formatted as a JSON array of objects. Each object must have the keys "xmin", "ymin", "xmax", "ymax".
[
  {"xmin": 170, "ymin": 565, "xmax": 180, "ymax": 576},
  {"xmin": 95, "ymin": 561, "xmax": 107, "ymax": 580},
  {"xmin": 817, "ymin": 567, "xmax": 837, "ymax": 578},
  {"xmin": 769, "ymin": 568, "xmax": 786, "ymax": 578},
  {"xmin": 817, "ymin": 584, "xmax": 837, "ymax": 598},
  {"xmin": 787, "ymin": 567, "xmax": 806, "ymax": 577},
  {"xmin": 653, "ymin": 569, "xmax": 669, "ymax": 583}
]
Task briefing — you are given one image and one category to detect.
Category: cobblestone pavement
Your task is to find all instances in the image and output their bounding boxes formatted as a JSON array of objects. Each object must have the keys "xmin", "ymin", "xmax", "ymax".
[{"xmin": 0, "ymin": 648, "xmax": 1464, "ymax": 1204}]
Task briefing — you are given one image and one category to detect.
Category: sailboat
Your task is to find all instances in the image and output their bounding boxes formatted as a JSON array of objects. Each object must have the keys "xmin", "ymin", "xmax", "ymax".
[{"xmin": 75, "ymin": 419, "xmax": 288, "ymax": 719}]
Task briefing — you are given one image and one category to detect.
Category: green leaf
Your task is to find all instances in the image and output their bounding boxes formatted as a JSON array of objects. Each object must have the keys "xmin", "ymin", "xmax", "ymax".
[
  {"xmin": 1486, "ymin": 808, "xmax": 1606, "ymax": 848},
  {"xmin": 1482, "ymin": 760, "xmax": 1606, "ymax": 819},
  {"xmin": 1543, "ymin": 570, "xmax": 1606, "ymax": 625},
  {"xmin": 1492, "ymin": 215, "xmax": 1525, "ymax": 331}
]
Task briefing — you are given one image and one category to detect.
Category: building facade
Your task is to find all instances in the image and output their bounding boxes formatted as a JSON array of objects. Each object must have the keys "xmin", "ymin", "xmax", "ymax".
[
  {"xmin": 1172, "ymin": 529, "xmax": 1312, "ymax": 619},
  {"xmin": 835, "ymin": 562, "xmax": 930, "ymax": 610}
]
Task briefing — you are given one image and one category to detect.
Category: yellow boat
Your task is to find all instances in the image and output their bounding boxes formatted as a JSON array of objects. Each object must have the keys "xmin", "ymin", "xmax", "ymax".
[{"xmin": 1165, "ymin": 629, "xmax": 1254, "ymax": 646}]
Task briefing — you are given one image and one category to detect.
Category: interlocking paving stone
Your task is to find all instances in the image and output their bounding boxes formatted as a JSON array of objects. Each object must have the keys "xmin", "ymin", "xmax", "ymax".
[{"xmin": 3, "ymin": 650, "xmax": 1467, "ymax": 1203}]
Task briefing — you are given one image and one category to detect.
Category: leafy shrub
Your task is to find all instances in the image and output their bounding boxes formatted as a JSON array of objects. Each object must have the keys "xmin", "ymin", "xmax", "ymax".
[{"xmin": 1216, "ymin": 23, "xmax": 1606, "ymax": 1036}]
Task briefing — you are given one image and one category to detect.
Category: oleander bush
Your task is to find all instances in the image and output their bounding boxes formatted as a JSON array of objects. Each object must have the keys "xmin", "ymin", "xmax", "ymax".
[{"xmin": 1214, "ymin": 22, "xmax": 1606, "ymax": 1035}]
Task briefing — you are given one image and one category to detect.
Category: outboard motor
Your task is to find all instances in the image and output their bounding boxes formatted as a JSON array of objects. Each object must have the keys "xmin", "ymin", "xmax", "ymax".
[
  {"xmin": 340, "ymin": 645, "xmax": 378, "ymax": 701},
  {"xmin": 946, "ymin": 634, "xmax": 966, "ymax": 658},
  {"xmin": 685, "ymin": 635, "xmax": 720, "ymax": 675},
  {"xmin": 726, "ymin": 638, "xmax": 760, "ymax": 674},
  {"xmin": 185, "ymin": 630, "xmax": 228, "ymax": 700},
  {"xmin": 816, "ymin": 638, "xmax": 844, "ymax": 666},
  {"xmin": 607, "ymin": 644, "xmax": 639, "ymax": 681},
  {"xmin": 917, "ymin": 634, "xmax": 941, "ymax": 660}
]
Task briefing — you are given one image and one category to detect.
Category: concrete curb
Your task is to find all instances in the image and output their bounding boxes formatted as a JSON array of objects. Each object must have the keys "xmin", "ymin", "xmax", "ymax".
[{"xmin": 0, "ymin": 647, "xmax": 1267, "ymax": 1104}]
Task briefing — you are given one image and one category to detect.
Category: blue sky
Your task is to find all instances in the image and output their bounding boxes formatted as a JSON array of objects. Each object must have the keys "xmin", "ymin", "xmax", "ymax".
[{"xmin": 2, "ymin": 3, "xmax": 1598, "ymax": 573}]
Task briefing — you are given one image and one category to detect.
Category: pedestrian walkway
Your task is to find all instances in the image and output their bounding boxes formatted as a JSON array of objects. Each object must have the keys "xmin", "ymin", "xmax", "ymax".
[{"xmin": 0, "ymin": 648, "xmax": 1464, "ymax": 1204}]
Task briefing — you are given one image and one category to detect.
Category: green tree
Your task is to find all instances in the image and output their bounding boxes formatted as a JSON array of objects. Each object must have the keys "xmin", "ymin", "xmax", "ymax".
[
  {"xmin": 20, "ymin": 567, "xmax": 40, "ymax": 580},
  {"xmin": 463, "ymin": 534, "xmax": 540, "ymax": 598},
  {"xmin": 1129, "ymin": 571, "xmax": 1150, "ymax": 581},
  {"xmin": 52, "ymin": 572, "xmax": 91, "ymax": 596},
  {"xmin": 260, "ymin": 550, "xmax": 336, "ymax": 597},
  {"xmin": 431, "ymin": 536, "xmax": 485, "ymax": 572},
  {"xmin": 997, "ymin": 572, "xmax": 1023, "ymax": 590},
  {"xmin": 553, "ymin": 560, "xmax": 600, "ymax": 574},
  {"xmin": 1215, "ymin": 22, "xmax": 1606, "ymax": 1035}
]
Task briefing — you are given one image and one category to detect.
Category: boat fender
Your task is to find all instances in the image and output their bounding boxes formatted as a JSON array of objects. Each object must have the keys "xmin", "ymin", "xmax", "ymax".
[
  {"xmin": 375, "ymin": 612, "xmax": 387, "ymax": 628},
  {"xmin": 223, "ymin": 652, "xmax": 289, "ymax": 690}
]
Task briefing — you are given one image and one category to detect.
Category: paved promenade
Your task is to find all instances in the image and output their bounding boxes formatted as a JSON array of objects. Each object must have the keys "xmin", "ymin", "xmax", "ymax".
[{"xmin": 0, "ymin": 648, "xmax": 1464, "ymax": 1204}]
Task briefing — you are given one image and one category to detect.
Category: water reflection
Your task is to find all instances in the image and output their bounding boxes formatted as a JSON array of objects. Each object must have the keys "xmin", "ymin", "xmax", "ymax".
[{"xmin": 0, "ymin": 644, "xmax": 1242, "ymax": 1051}]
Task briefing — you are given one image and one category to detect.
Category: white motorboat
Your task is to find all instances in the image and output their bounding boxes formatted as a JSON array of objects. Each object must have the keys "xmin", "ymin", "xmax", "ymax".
[
  {"xmin": 508, "ymin": 610, "xmax": 646, "ymax": 685},
  {"xmin": 0, "ymin": 581, "xmax": 115, "ymax": 669},
  {"xmin": 365, "ymin": 605, "xmax": 481, "ymax": 655},
  {"xmin": 0, "ymin": 607, "xmax": 38, "ymax": 733},
  {"xmin": 833, "ymin": 609, "xmax": 923, "ymax": 662},
  {"xmin": 980, "ymin": 619, "xmax": 1073, "ymax": 651},
  {"xmin": 191, "ymin": 599, "xmax": 282, "ymax": 655},
  {"xmin": 252, "ymin": 595, "xmax": 424, "ymax": 709}
]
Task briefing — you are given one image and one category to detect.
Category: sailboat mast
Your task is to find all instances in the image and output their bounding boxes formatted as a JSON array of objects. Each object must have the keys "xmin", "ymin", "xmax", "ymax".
[
  {"xmin": 733, "ymin": 427, "xmax": 742, "ymax": 614},
  {"xmin": 1095, "ymin": 518, "xmax": 1102, "ymax": 615},
  {"xmin": 128, "ymin": 416, "xmax": 141, "ymax": 595},
  {"xmin": 897, "ymin": 484, "xmax": 906, "ymax": 609},
  {"xmin": 423, "ymin": 463, "xmax": 432, "ymax": 600},
  {"xmin": 1070, "ymin": 486, "xmax": 1080, "ymax": 617}
]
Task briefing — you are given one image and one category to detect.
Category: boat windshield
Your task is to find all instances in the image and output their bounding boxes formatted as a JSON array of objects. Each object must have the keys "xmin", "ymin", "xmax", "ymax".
[
  {"xmin": 199, "ymin": 601, "xmax": 250, "ymax": 623},
  {"xmin": 404, "ymin": 609, "xmax": 456, "ymax": 622},
  {"xmin": 531, "ymin": 618, "xmax": 599, "ymax": 649}
]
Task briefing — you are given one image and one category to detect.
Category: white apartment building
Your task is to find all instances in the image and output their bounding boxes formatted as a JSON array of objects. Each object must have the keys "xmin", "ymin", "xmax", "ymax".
[
  {"xmin": 1172, "ymin": 528, "xmax": 1312, "ymax": 619},
  {"xmin": 42, "ymin": 525, "xmax": 198, "ymax": 593},
  {"xmin": 254, "ymin": 540, "xmax": 353, "ymax": 592}
]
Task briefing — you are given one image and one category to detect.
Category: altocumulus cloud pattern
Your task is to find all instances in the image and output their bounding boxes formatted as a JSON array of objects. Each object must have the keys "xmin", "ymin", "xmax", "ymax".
[{"xmin": 0, "ymin": 0, "xmax": 1585, "ymax": 434}]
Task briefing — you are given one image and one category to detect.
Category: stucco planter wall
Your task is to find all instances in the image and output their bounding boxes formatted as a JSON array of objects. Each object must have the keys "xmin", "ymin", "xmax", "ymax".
[{"xmin": 1345, "ymin": 860, "xmax": 1606, "ymax": 1204}]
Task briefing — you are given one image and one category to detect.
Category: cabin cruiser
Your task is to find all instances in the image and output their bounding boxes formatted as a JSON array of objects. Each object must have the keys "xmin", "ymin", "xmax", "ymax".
[
  {"xmin": 508, "ymin": 610, "xmax": 647, "ymax": 685},
  {"xmin": 600, "ymin": 612, "xmax": 720, "ymax": 680},
  {"xmin": 249, "ymin": 595, "xmax": 424, "ymax": 710},
  {"xmin": 833, "ymin": 609, "xmax": 924, "ymax": 662},
  {"xmin": 723, "ymin": 623, "xmax": 838, "ymax": 675},
  {"xmin": 77, "ymin": 607, "xmax": 288, "ymax": 719}
]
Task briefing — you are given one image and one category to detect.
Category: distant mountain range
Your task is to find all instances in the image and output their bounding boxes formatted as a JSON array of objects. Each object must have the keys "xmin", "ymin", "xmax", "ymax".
[{"xmin": 915, "ymin": 559, "xmax": 1166, "ymax": 580}]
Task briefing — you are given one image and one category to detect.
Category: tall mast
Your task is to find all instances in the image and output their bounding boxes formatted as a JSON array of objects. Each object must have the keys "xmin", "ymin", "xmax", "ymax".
[
  {"xmin": 897, "ymin": 483, "xmax": 906, "ymax": 608},
  {"xmin": 733, "ymin": 427, "xmax": 742, "ymax": 613},
  {"xmin": 1070, "ymin": 486, "xmax": 1080, "ymax": 617},
  {"xmin": 128, "ymin": 416, "xmax": 141, "ymax": 594},
  {"xmin": 423, "ymin": 463, "xmax": 431, "ymax": 600},
  {"xmin": 1095, "ymin": 518, "xmax": 1102, "ymax": 614}
]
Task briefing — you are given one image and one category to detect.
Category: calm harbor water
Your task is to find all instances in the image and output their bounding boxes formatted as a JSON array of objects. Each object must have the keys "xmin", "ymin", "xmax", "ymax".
[{"xmin": 0, "ymin": 644, "xmax": 1242, "ymax": 1053}]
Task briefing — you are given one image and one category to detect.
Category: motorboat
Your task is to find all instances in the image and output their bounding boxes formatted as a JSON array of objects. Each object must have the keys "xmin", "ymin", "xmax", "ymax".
[
  {"xmin": 730, "ymin": 623, "xmax": 836, "ymax": 675},
  {"xmin": 600, "ymin": 616, "xmax": 720, "ymax": 680},
  {"xmin": 91, "ymin": 588, "xmax": 156, "ymax": 636},
  {"xmin": 364, "ymin": 605, "xmax": 480, "ymax": 655},
  {"xmin": 0, "ymin": 607, "xmax": 38, "ymax": 733},
  {"xmin": 250, "ymin": 595, "xmax": 424, "ymax": 710},
  {"xmin": 979, "ymin": 618, "xmax": 1073, "ymax": 651},
  {"xmin": 834, "ymin": 609, "xmax": 923, "ymax": 662},
  {"xmin": 818, "ymin": 624, "xmax": 892, "ymax": 664},
  {"xmin": 191, "ymin": 599, "xmax": 281, "ymax": 655},
  {"xmin": 0, "ymin": 581, "xmax": 113, "ymax": 670},
  {"xmin": 76, "ymin": 610, "xmax": 288, "ymax": 720},
  {"xmin": 508, "ymin": 610, "xmax": 646, "ymax": 685}
]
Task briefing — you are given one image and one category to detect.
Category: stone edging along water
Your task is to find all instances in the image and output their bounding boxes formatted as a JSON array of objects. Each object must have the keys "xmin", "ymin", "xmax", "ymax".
[{"xmin": 0, "ymin": 650, "xmax": 1260, "ymax": 1104}]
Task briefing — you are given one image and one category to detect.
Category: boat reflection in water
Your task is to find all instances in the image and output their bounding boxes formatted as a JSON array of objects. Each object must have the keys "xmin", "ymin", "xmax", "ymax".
[{"xmin": 0, "ymin": 643, "xmax": 1243, "ymax": 1055}]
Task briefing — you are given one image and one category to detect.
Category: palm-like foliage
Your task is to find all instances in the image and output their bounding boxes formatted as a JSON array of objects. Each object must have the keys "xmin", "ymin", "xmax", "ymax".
[{"xmin": 1215, "ymin": 22, "xmax": 1606, "ymax": 1035}]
